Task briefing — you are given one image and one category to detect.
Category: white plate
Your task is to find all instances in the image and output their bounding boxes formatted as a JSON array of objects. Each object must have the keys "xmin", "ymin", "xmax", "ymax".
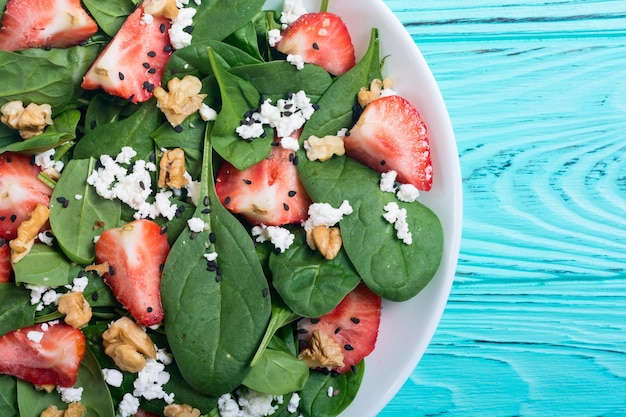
[{"xmin": 264, "ymin": 0, "xmax": 462, "ymax": 415}]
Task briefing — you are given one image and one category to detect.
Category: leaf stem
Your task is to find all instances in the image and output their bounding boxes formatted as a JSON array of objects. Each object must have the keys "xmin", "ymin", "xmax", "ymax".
[{"xmin": 320, "ymin": 0, "xmax": 329, "ymax": 12}]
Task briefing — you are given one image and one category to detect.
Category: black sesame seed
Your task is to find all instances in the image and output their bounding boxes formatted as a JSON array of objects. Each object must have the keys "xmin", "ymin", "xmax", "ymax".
[
  {"xmin": 312, "ymin": 42, "xmax": 319, "ymax": 50},
  {"xmin": 262, "ymin": 287, "xmax": 269, "ymax": 297},
  {"xmin": 274, "ymin": 247, "xmax": 282, "ymax": 255},
  {"xmin": 174, "ymin": 125, "xmax": 183, "ymax": 133},
  {"xmin": 6, "ymin": 157, "xmax": 11, "ymax": 163},
  {"xmin": 148, "ymin": 68, "xmax": 157, "ymax": 74},
  {"xmin": 288, "ymin": 190, "xmax": 297, "ymax": 197},
  {"xmin": 149, "ymin": 152, "xmax": 156, "ymax": 162},
  {"xmin": 283, "ymin": 203, "xmax": 289, "ymax": 211},
  {"xmin": 190, "ymin": 231, "xmax": 197, "ymax": 240},
  {"xmin": 139, "ymin": 181, "xmax": 145, "ymax": 190},
  {"xmin": 183, "ymin": 25, "xmax": 193, "ymax": 34},
  {"xmin": 201, "ymin": 208, "xmax": 211, "ymax": 214},
  {"xmin": 312, "ymin": 103, "xmax": 320, "ymax": 110},
  {"xmin": 78, "ymin": 269, "xmax": 84, "ymax": 278},
  {"xmin": 298, "ymin": 328, "xmax": 308, "ymax": 334},
  {"xmin": 118, "ymin": 72, "xmax": 125, "ymax": 80},
  {"xmin": 209, "ymin": 232, "xmax": 216, "ymax": 243},
  {"xmin": 164, "ymin": 45, "xmax": 173, "ymax": 53},
  {"xmin": 321, "ymin": 368, "xmax": 330, "ymax": 376},
  {"xmin": 215, "ymin": 274, "xmax": 222, "ymax": 283},
  {"xmin": 160, "ymin": 263, "xmax": 165, "ymax": 271},
  {"xmin": 147, "ymin": 51, "xmax": 157, "ymax": 57},
  {"xmin": 284, "ymin": 103, "xmax": 293, "ymax": 109},
  {"xmin": 176, "ymin": 205, "xmax": 186, "ymax": 214},
  {"xmin": 243, "ymin": 179, "xmax": 252, "ymax": 185},
  {"xmin": 143, "ymin": 62, "xmax": 150, "ymax": 69},
  {"xmin": 10, "ymin": 214, "xmax": 16, "ymax": 222},
  {"xmin": 350, "ymin": 317, "xmax": 360, "ymax": 324},
  {"xmin": 90, "ymin": 120, "xmax": 97, "ymax": 129},
  {"xmin": 0, "ymin": 216, "xmax": 5, "ymax": 221},
  {"xmin": 143, "ymin": 81, "xmax": 149, "ymax": 89},
  {"xmin": 292, "ymin": 155, "xmax": 299, "ymax": 166},
  {"xmin": 224, "ymin": 196, "xmax": 231, "ymax": 206},
  {"xmin": 109, "ymin": 265, "xmax": 115, "ymax": 276},
  {"xmin": 331, "ymin": 370, "xmax": 340, "ymax": 377},
  {"xmin": 0, "ymin": 238, "xmax": 6, "ymax": 246},
  {"xmin": 147, "ymin": 83, "xmax": 155, "ymax": 93},
  {"xmin": 380, "ymin": 160, "xmax": 386, "ymax": 166},
  {"xmin": 289, "ymin": 153, "xmax": 295, "ymax": 162},
  {"xmin": 91, "ymin": 291, "xmax": 99, "ymax": 302},
  {"xmin": 147, "ymin": 306, "xmax": 153, "ymax": 313},
  {"xmin": 344, "ymin": 344, "xmax": 354, "ymax": 351},
  {"xmin": 351, "ymin": 364, "xmax": 358, "ymax": 374},
  {"xmin": 311, "ymin": 318, "xmax": 320, "ymax": 324},
  {"xmin": 159, "ymin": 23, "xmax": 166, "ymax": 33},
  {"xmin": 345, "ymin": 130, "xmax": 351, "ymax": 136},
  {"xmin": 128, "ymin": 94, "xmax": 135, "ymax": 102},
  {"xmin": 283, "ymin": 110, "xmax": 293, "ymax": 117},
  {"xmin": 334, "ymin": 327, "xmax": 341, "ymax": 334},
  {"xmin": 57, "ymin": 197, "xmax": 68, "ymax": 205},
  {"xmin": 203, "ymin": 195, "xmax": 210, "ymax": 207},
  {"xmin": 160, "ymin": 225, "xmax": 168, "ymax": 235},
  {"xmin": 271, "ymin": 141, "xmax": 280, "ymax": 147}
]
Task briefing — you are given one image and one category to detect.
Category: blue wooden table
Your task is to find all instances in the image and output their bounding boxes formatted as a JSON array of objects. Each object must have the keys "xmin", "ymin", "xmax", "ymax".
[{"xmin": 380, "ymin": 1, "xmax": 626, "ymax": 415}]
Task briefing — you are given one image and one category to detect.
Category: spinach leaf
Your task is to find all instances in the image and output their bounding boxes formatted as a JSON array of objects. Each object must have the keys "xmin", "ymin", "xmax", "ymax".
[
  {"xmin": 270, "ymin": 230, "xmax": 361, "ymax": 318},
  {"xmin": 208, "ymin": 47, "xmax": 273, "ymax": 170},
  {"xmin": 12, "ymin": 244, "xmax": 72, "ymax": 287},
  {"xmin": 0, "ymin": 283, "xmax": 35, "ymax": 336},
  {"xmin": 83, "ymin": 94, "xmax": 126, "ymax": 133},
  {"xmin": 243, "ymin": 348, "xmax": 309, "ymax": 395},
  {"xmin": 0, "ymin": 110, "xmax": 80, "ymax": 155},
  {"xmin": 82, "ymin": 0, "xmax": 136, "ymax": 37},
  {"xmin": 249, "ymin": 296, "xmax": 299, "ymax": 367},
  {"xmin": 298, "ymin": 155, "xmax": 444, "ymax": 301},
  {"xmin": 229, "ymin": 61, "xmax": 333, "ymax": 103},
  {"xmin": 223, "ymin": 20, "xmax": 264, "ymax": 62},
  {"xmin": 0, "ymin": 52, "xmax": 75, "ymax": 108},
  {"xmin": 49, "ymin": 158, "xmax": 122, "ymax": 264},
  {"xmin": 300, "ymin": 29, "xmax": 381, "ymax": 140},
  {"xmin": 16, "ymin": 348, "xmax": 115, "ymax": 417},
  {"xmin": 162, "ymin": 126, "xmax": 271, "ymax": 396},
  {"xmin": 152, "ymin": 112, "xmax": 207, "ymax": 152},
  {"xmin": 73, "ymin": 99, "xmax": 161, "ymax": 161},
  {"xmin": 0, "ymin": 375, "xmax": 18, "ymax": 417},
  {"xmin": 299, "ymin": 361, "xmax": 364, "ymax": 417},
  {"xmin": 188, "ymin": 0, "xmax": 266, "ymax": 43}
]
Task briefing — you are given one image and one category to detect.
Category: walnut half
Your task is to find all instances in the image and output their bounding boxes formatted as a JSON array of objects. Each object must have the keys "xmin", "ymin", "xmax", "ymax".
[
  {"xmin": 303, "ymin": 134, "xmax": 345, "ymax": 162},
  {"xmin": 158, "ymin": 148, "xmax": 189, "ymax": 189},
  {"xmin": 58, "ymin": 292, "xmax": 92, "ymax": 328},
  {"xmin": 153, "ymin": 75, "xmax": 207, "ymax": 127},
  {"xmin": 164, "ymin": 404, "xmax": 202, "ymax": 417},
  {"xmin": 40, "ymin": 403, "xmax": 87, "ymax": 417},
  {"xmin": 298, "ymin": 329, "xmax": 345, "ymax": 370},
  {"xmin": 1, "ymin": 100, "xmax": 53, "ymax": 139},
  {"xmin": 306, "ymin": 225, "xmax": 343, "ymax": 260},
  {"xmin": 102, "ymin": 316, "xmax": 157, "ymax": 373}
]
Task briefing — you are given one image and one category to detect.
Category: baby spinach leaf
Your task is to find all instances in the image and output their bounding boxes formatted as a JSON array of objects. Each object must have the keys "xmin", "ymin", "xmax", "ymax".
[
  {"xmin": 243, "ymin": 348, "xmax": 309, "ymax": 395},
  {"xmin": 49, "ymin": 158, "xmax": 122, "ymax": 264},
  {"xmin": 162, "ymin": 128, "xmax": 271, "ymax": 396},
  {"xmin": 0, "ymin": 109, "xmax": 80, "ymax": 155},
  {"xmin": 300, "ymin": 28, "xmax": 381, "ymax": 140},
  {"xmin": 208, "ymin": 47, "xmax": 273, "ymax": 170},
  {"xmin": 152, "ymin": 112, "xmax": 207, "ymax": 152},
  {"xmin": 223, "ymin": 20, "xmax": 264, "ymax": 62},
  {"xmin": 12, "ymin": 244, "xmax": 72, "ymax": 287},
  {"xmin": 82, "ymin": 0, "xmax": 135, "ymax": 37},
  {"xmin": 189, "ymin": 0, "xmax": 266, "ymax": 43},
  {"xmin": 249, "ymin": 296, "xmax": 299, "ymax": 367},
  {"xmin": 84, "ymin": 94, "xmax": 127, "ymax": 133},
  {"xmin": 229, "ymin": 61, "xmax": 333, "ymax": 103},
  {"xmin": 270, "ymin": 230, "xmax": 361, "ymax": 318},
  {"xmin": 73, "ymin": 100, "xmax": 161, "ymax": 161},
  {"xmin": 0, "ymin": 284, "xmax": 35, "ymax": 336},
  {"xmin": 0, "ymin": 51, "xmax": 75, "ymax": 108},
  {"xmin": 299, "ymin": 361, "xmax": 364, "ymax": 417},
  {"xmin": 298, "ymin": 155, "xmax": 444, "ymax": 301},
  {"xmin": 0, "ymin": 375, "xmax": 18, "ymax": 417}
]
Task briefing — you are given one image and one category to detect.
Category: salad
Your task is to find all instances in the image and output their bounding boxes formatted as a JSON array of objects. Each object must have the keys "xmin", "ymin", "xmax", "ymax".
[{"xmin": 0, "ymin": 0, "xmax": 445, "ymax": 416}]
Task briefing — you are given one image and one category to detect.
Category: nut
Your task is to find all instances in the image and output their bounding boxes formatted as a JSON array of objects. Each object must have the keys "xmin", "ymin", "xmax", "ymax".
[
  {"xmin": 164, "ymin": 404, "xmax": 202, "ymax": 417},
  {"xmin": 40, "ymin": 403, "xmax": 87, "ymax": 417},
  {"xmin": 34, "ymin": 384, "xmax": 56, "ymax": 393},
  {"xmin": 102, "ymin": 316, "xmax": 157, "ymax": 373},
  {"xmin": 158, "ymin": 148, "xmax": 189, "ymax": 189},
  {"xmin": 10, "ymin": 203, "xmax": 50, "ymax": 263},
  {"xmin": 298, "ymin": 329, "xmax": 345, "ymax": 370},
  {"xmin": 84, "ymin": 262, "xmax": 109, "ymax": 277},
  {"xmin": 58, "ymin": 292, "xmax": 92, "ymax": 328},
  {"xmin": 357, "ymin": 78, "xmax": 395, "ymax": 108},
  {"xmin": 306, "ymin": 226, "xmax": 343, "ymax": 260},
  {"xmin": 143, "ymin": 0, "xmax": 179, "ymax": 19},
  {"xmin": 1, "ymin": 100, "xmax": 53, "ymax": 139},
  {"xmin": 153, "ymin": 75, "xmax": 207, "ymax": 127},
  {"xmin": 303, "ymin": 135, "xmax": 345, "ymax": 162}
]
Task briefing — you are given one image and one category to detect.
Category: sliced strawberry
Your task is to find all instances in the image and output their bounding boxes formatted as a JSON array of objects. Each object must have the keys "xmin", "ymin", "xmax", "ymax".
[
  {"xmin": 275, "ymin": 12, "xmax": 356, "ymax": 76},
  {"xmin": 81, "ymin": 5, "xmax": 172, "ymax": 103},
  {"xmin": 297, "ymin": 282, "xmax": 381, "ymax": 374},
  {"xmin": 344, "ymin": 95, "xmax": 433, "ymax": 191},
  {"xmin": 0, "ymin": 0, "xmax": 97, "ymax": 52},
  {"xmin": 95, "ymin": 219, "xmax": 170, "ymax": 327},
  {"xmin": 215, "ymin": 137, "xmax": 312, "ymax": 226},
  {"xmin": 134, "ymin": 410, "xmax": 160, "ymax": 417},
  {"xmin": 0, "ymin": 153, "xmax": 52, "ymax": 240},
  {"xmin": 0, "ymin": 240, "xmax": 12, "ymax": 282},
  {"xmin": 0, "ymin": 322, "xmax": 86, "ymax": 387}
]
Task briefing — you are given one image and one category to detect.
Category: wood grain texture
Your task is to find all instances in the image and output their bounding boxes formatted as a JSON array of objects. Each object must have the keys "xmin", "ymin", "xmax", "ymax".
[{"xmin": 380, "ymin": 1, "xmax": 626, "ymax": 415}]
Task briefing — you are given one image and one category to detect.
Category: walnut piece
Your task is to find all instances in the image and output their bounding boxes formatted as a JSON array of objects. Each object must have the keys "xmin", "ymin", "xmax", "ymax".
[
  {"xmin": 143, "ymin": 0, "xmax": 179, "ymax": 18},
  {"xmin": 1, "ymin": 100, "xmax": 53, "ymax": 139},
  {"xmin": 298, "ymin": 329, "xmax": 345, "ymax": 370},
  {"xmin": 102, "ymin": 316, "xmax": 157, "ymax": 373},
  {"xmin": 58, "ymin": 292, "xmax": 92, "ymax": 328},
  {"xmin": 357, "ymin": 78, "xmax": 394, "ymax": 108},
  {"xmin": 164, "ymin": 404, "xmax": 202, "ymax": 417},
  {"xmin": 303, "ymin": 135, "xmax": 345, "ymax": 162},
  {"xmin": 306, "ymin": 226, "xmax": 343, "ymax": 260},
  {"xmin": 84, "ymin": 262, "xmax": 109, "ymax": 277},
  {"xmin": 158, "ymin": 148, "xmax": 190, "ymax": 189},
  {"xmin": 35, "ymin": 384, "xmax": 56, "ymax": 393},
  {"xmin": 10, "ymin": 203, "xmax": 50, "ymax": 263},
  {"xmin": 153, "ymin": 75, "xmax": 207, "ymax": 127},
  {"xmin": 41, "ymin": 403, "xmax": 87, "ymax": 417}
]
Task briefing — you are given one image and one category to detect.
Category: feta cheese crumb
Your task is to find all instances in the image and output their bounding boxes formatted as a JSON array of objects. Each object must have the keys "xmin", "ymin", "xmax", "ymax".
[
  {"xmin": 133, "ymin": 358, "xmax": 174, "ymax": 404},
  {"xmin": 204, "ymin": 252, "xmax": 218, "ymax": 262},
  {"xmin": 57, "ymin": 386, "xmax": 83, "ymax": 403},
  {"xmin": 302, "ymin": 200, "xmax": 353, "ymax": 232},
  {"xmin": 281, "ymin": 0, "xmax": 307, "ymax": 28},
  {"xmin": 396, "ymin": 183, "xmax": 420, "ymax": 202},
  {"xmin": 169, "ymin": 6, "xmax": 196, "ymax": 49},
  {"xmin": 288, "ymin": 392, "xmax": 301, "ymax": 413},
  {"xmin": 187, "ymin": 217, "xmax": 206, "ymax": 233},
  {"xmin": 38, "ymin": 230, "xmax": 54, "ymax": 246},
  {"xmin": 141, "ymin": 12, "xmax": 154, "ymax": 25},
  {"xmin": 280, "ymin": 136, "xmax": 300, "ymax": 151},
  {"xmin": 251, "ymin": 224, "xmax": 295, "ymax": 253},
  {"xmin": 379, "ymin": 170, "xmax": 398, "ymax": 193},
  {"xmin": 380, "ymin": 170, "xmax": 420, "ymax": 202},
  {"xmin": 268, "ymin": 28, "xmax": 282, "ymax": 47},
  {"xmin": 199, "ymin": 103, "xmax": 217, "ymax": 121},
  {"xmin": 383, "ymin": 202, "xmax": 413, "ymax": 245},
  {"xmin": 286, "ymin": 53, "xmax": 305, "ymax": 70},
  {"xmin": 27, "ymin": 330, "xmax": 44, "ymax": 343},
  {"xmin": 117, "ymin": 393, "xmax": 140, "ymax": 417},
  {"xmin": 102, "ymin": 368, "xmax": 124, "ymax": 387},
  {"xmin": 70, "ymin": 276, "xmax": 89, "ymax": 293},
  {"xmin": 327, "ymin": 386, "xmax": 334, "ymax": 397},
  {"xmin": 217, "ymin": 393, "xmax": 241, "ymax": 417}
]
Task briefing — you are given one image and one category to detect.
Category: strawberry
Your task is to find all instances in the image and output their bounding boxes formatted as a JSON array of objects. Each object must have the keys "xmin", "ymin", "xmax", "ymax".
[
  {"xmin": 134, "ymin": 410, "xmax": 160, "ymax": 417},
  {"xmin": 215, "ymin": 137, "xmax": 312, "ymax": 226},
  {"xmin": 297, "ymin": 282, "xmax": 381, "ymax": 374},
  {"xmin": 0, "ymin": 240, "xmax": 12, "ymax": 282},
  {"xmin": 0, "ymin": 0, "xmax": 98, "ymax": 52},
  {"xmin": 0, "ymin": 322, "xmax": 86, "ymax": 387},
  {"xmin": 344, "ymin": 95, "xmax": 433, "ymax": 191},
  {"xmin": 0, "ymin": 152, "xmax": 52, "ymax": 240},
  {"xmin": 95, "ymin": 219, "xmax": 170, "ymax": 327},
  {"xmin": 275, "ymin": 12, "xmax": 356, "ymax": 76},
  {"xmin": 81, "ymin": 5, "xmax": 172, "ymax": 103}
]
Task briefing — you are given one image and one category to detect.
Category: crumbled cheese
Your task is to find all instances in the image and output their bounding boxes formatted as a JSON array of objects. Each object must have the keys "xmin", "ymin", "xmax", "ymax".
[
  {"xmin": 204, "ymin": 252, "xmax": 218, "ymax": 262},
  {"xmin": 379, "ymin": 171, "xmax": 398, "ymax": 193},
  {"xmin": 396, "ymin": 183, "xmax": 420, "ymax": 202},
  {"xmin": 34, "ymin": 148, "xmax": 63, "ymax": 172},
  {"xmin": 38, "ymin": 230, "xmax": 54, "ymax": 246},
  {"xmin": 268, "ymin": 28, "xmax": 282, "ymax": 47},
  {"xmin": 117, "ymin": 393, "xmax": 140, "ymax": 417},
  {"xmin": 199, "ymin": 103, "xmax": 217, "ymax": 121},
  {"xmin": 115, "ymin": 146, "xmax": 137, "ymax": 164},
  {"xmin": 383, "ymin": 202, "xmax": 412, "ymax": 245},
  {"xmin": 302, "ymin": 200, "xmax": 353, "ymax": 232},
  {"xmin": 280, "ymin": 0, "xmax": 307, "ymax": 28},
  {"xmin": 57, "ymin": 386, "xmax": 83, "ymax": 403},
  {"xmin": 133, "ymin": 358, "xmax": 174, "ymax": 403},
  {"xmin": 251, "ymin": 224, "xmax": 295, "ymax": 253},
  {"xmin": 287, "ymin": 392, "xmax": 301, "ymax": 413},
  {"xmin": 280, "ymin": 136, "xmax": 300, "ymax": 151},
  {"xmin": 286, "ymin": 54, "xmax": 305, "ymax": 70},
  {"xmin": 102, "ymin": 368, "xmax": 124, "ymax": 387},
  {"xmin": 218, "ymin": 389, "xmax": 286, "ymax": 417},
  {"xmin": 183, "ymin": 172, "xmax": 201, "ymax": 205},
  {"xmin": 380, "ymin": 171, "xmax": 420, "ymax": 202},
  {"xmin": 74, "ymin": 194, "xmax": 83, "ymax": 200},
  {"xmin": 236, "ymin": 122, "xmax": 265, "ymax": 140},
  {"xmin": 156, "ymin": 347, "xmax": 173, "ymax": 365},
  {"xmin": 27, "ymin": 330, "xmax": 44, "ymax": 343},
  {"xmin": 187, "ymin": 217, "xmax": 206, "ymax": 233},
  {"xmin": 141, "ymin": 12, "xmax": 154, "ymax": 24},
  {"xmin": 327, "ymin": 386, "xmax": 334, "ymax": 397},
  {"xmin": 169, "ymin": 6, "xmax": 196, "ymax": 49},
  {"xmin": 69, "ymin": 276, "xmax": 89, "ymax": 293},
  {"xmin": 217, "ymin": 393, "xmax": 241, "ymax": 417}
]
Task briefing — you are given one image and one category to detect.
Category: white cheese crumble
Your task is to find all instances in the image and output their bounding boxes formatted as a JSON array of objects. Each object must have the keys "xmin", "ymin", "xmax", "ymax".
[
  {"xmin": 217, "ymin": 389, "xmax": 290, "ymax": 417},
  {"xmin": 117, "ymin": 393, "xmax": 140, "ymax": 417},
  {"xmin": 57, "ymin": 386, "xmax": 83, "ymax": 403},
  {"xmin": 102, "ymin": 368, "xmax": 124, "ymax": 387},
  {"xmin": 170, "ymin": 6, "xmax": 196, "ymax": 49},
  {"xmin": 141, "ymin": 12, "xmax": 154, "ymax": 25},
  {"xmin": 187, "ymin": 217, "xmax": 206, "ymax": 232},
  {"xmin": 302, "ymin": 200, "xmax": 353, "ymax": 232},
  {"xmin": 199, "ymin": 103, "xmax": 218, "ymax": 121},
  {"xmin": 26, "ymin": 330, "xmax": 44, "ymax": 343},
  {"xmin": 133, "ymin": 358, "xmax": 174, "ymax": 404},
  {"xmin": 34, "ymin": 148, "xmax": 64, "ymax": 172},
  {"xmin": 286, "ymin": 53, "xmax": 305, "ymax": 70},
  {"xmin": 280, "ymin": 136, "xmax": 300, "ymax": 151},
  {"xmin": 251, "ymin": 224, "xmax": 295, "ymax": 253},
  {"xmin": 69, "ymin": 276, "xmax": 89, "ymax": 293},
  {"xmin": 379, "ymin": 171, "xmax": 420, "ymax": 202},
  {"xmin": 280, "ymin": 0, "xmax": 307, "ymax": 28},
  {"xmin": 383, "ymin": 202, "xmax": 412, "ymax": 245},
  {"xmin": 396, "ymin": 183, "xmax": 420, "ymax": 203},
  {"xmin": 327, "ymin": 386, "xmax": 334, "ymax": 397},
  {"xmin": 38, "ymin": 230, "xmax": 54, "ymax": 246},
  {"xmin": 268, "ymin": 28, "xmax": 282, "ymax": 47},
  {"xmin": 287, "ymin": 392, "xmax": 301, "ymax": 413},
  {"xmin": 204, "ymin": 252, "xmax": 218, "ymax": 262}
]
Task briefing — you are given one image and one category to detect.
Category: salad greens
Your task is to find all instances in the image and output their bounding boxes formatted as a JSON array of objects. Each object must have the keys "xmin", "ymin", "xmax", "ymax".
[{"xmin": 0, "ymin": 0, "xmax": 444, "ymax": 416}]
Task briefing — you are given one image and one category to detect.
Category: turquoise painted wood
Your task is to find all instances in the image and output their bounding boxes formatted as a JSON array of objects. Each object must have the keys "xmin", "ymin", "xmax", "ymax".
[{"xmin": 380, "ymin": 1, "xmax": 626, "ymax": 416}]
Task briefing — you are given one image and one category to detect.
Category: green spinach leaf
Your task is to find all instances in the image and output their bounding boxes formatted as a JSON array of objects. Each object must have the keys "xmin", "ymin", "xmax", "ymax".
[
  {"xmin": 243, "ymin": 348, "xmax": 309, "ymax": 396},
  {"xmin": 0, "ymin": 284, "xmax": 35, "ymax": 336},
  {"xmin": 0, "ymin": 375, "xmax": 18, "ymax": 417},
  {"xmin": 12, "ymin": 244, "xmax": 72, "ymax": 287},
  {"xmin": 82, "ymin": 0, "xmax": 136, "ymax": 37},
  {"xmin": 188, "ymin": 0, "xmax": 266, "ymax": 43},
  {"xmin": 0, "ymin": 110, "xmax": 80, "ymax": 155}
]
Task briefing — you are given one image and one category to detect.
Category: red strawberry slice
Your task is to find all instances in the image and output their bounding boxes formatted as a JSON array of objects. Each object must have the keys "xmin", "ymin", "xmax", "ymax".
[
  {"xmin": 81, "ymin": 5, "xmax": 172, "ymax": 103},
  {"xmin": 0, "ymin": 152, "xmax": 52, "ymax": 240},
  {"xmin": 134, "ymin": 410, "xmax": 160, "ymax": 417},
  {"xmin": 0, "ymin": 322, "xmax": 86, "ymax": 387},
  {"xmin": 0, "ymin": 0, "xmax": 98, "ymax": 52},
  {"xmin": 344, "ymin": 95, "xmax": 433, "ymax": 191},
  {"xmin": 0, "ymin": 240, "xmax": 12, "ymax": 282},
  {"xmin": 95, "ymin": 219, "xmax": 170, "ymax": 327},
  {"xmin": 297, "ymin": 282, "xmax": 381, "ymax": 374},
  {"xmin": 275, "ymin": 12, "xmax": 356, "ymax": 76},
  {"xmin": 215, "ymin": 137, "xmax": 312, "ymax": 226}
]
